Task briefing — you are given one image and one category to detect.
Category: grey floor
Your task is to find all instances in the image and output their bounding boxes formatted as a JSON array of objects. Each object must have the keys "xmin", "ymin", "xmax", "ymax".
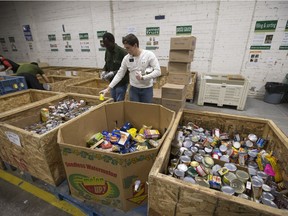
[{"xmin": 0, "ymin": 97, "xmax": 287, "ymax": 216}]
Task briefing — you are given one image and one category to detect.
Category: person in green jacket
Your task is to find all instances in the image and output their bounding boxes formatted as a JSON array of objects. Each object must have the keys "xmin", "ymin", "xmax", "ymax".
[{"xmin": 16, "ymin": 62, "xmax": 50, "ymax": 90}]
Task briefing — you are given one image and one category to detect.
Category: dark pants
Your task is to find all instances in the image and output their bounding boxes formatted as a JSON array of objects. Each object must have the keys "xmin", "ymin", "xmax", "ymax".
[{"xmin": 17, "ymin": 73, "xmax": 44, "ymax": 90}]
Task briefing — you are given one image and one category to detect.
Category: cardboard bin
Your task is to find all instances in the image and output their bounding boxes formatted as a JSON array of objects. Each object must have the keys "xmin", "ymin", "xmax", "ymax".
[
  {"xmin": 0, "ymin": 93, "xmax": 112, "ymax": 186},
  {"xmin": 0, "ymin": 89, "xmax": 63, "ymax": 119},
  {"xmin": 148, "ymin": 109, "xmax": 288, "ymax": 216},
  {"xmin": 65, "ymin": 78, "xmax": 108, "ymax": 96},
  {"xmin": 57, "ymin": 101, "xmax": 175, "ymax": 211}
]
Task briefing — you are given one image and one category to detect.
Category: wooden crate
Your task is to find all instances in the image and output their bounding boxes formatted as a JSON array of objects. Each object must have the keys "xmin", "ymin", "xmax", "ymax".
[
  {"xmin": 0, "ymin": 93, "xmax": 112, "ymax": 186},
  {"xmin": 148, "ymin": 109, "xmax": 288, "ymax": 216},
  {"xmin": 42, "ymin": 67, "xmax": 101, "ymax": 78},
  {"xmin": 0, "ymin": 89, "xmax": 63, "ymax": 118},
  {"xmin": 185, "ymin": 71, "xmax": 197, "ymax": 102},
  {"xmin": 65, "ymin": 78, "xmax": 109, "ymax": 96}
]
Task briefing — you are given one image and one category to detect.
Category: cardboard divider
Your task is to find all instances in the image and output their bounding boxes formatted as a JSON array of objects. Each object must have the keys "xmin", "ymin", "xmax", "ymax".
[
  {"xmin": 57, "ymin": 101, "xmax": 175, "ymax": 211},
  {"xmin": 148, "ymin": 109, "xmax": 288, "ymax": 216}
]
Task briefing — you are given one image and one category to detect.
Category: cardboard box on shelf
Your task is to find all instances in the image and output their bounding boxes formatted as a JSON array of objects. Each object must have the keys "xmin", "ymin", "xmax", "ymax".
[
  {"xmin": 161, "ymin": 83, "xmax": 187, "ymax": 100},
  {"xmin": 168, "ymin": 62, "xmax": 191, "ymax": 73},
  {"xmin": 161, "ymin": 98, "xmax": 186, "ymax": 112},
  {"xmin": 169, "ymin": 50, "xmax": 194, "ymax": 63},
  {"xmin": 167, "ymin": 72, "xmax": 192, "ymax": 85},
  {"xmin": 57, "ymin": 101, "xmax": 175, "ymax": 212},
  {"xmin": 170, "ymin": 36, "xmax": 196, "ymax": 50},
  {"xmin": 153, "ymin": 88, "xmax": 162, "ymax": 104}
]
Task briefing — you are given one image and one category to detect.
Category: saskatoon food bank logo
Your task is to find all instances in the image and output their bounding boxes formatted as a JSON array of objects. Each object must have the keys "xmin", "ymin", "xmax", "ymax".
[{"xmin": 69, "ymin": 174, "xmax": 120, "ymax": 198}]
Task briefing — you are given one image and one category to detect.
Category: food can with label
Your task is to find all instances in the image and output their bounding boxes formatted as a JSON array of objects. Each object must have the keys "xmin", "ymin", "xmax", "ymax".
[{"xmin": 40, "ymin": 108, "xmax": 49, "ymax": 122}]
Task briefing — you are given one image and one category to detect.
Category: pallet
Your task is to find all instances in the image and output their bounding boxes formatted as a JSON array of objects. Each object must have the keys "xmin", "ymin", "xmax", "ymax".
[{"xmin": 1, "ymin": 162, "xmax": 147, "ymax": 216}]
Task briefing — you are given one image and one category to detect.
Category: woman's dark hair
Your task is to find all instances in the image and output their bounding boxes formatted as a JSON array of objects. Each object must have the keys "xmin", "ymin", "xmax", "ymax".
[
  {"xmin": 103, "ymin": 32, "xmax": 115, "ymax": 43},
  {"xmin": 31, "ymin": 62, "xmax": 39, "ymax": 66},
  {"xmin": 122, "ymin": 34, "xmax": 139, "ymax": 47}
]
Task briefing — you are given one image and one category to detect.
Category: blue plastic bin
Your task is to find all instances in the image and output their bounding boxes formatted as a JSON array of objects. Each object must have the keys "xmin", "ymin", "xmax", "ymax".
[{"xmin": 0, "ymin": 75, "xmax": 28, "ymax": 95}]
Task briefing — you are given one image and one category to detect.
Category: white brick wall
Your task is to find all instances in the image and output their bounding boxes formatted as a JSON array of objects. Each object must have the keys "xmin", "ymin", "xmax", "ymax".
[{"xmin": 0, "ymin": 1, "xmax": 287, "ymax": 97}]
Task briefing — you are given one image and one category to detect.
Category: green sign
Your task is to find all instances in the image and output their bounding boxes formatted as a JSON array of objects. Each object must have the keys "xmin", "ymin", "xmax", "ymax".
[
  {"xmin": 79, "ymin": 33, "xmax": 89, "ymax": 40},
  {"xmin": 176, "ymin": 25, "xmax": 192, "ymax": 35},
  {"xmin": 255, "ymin": 20, "xmax": 278, "ymax": 32},
  {"xmin": 48, "ymin": 34, "xmax": 56, "ymax": 41},
  {"xmin": 51, "ymin": 49, "xmax": 58, "ymax": 52},
  {"xmin": 146, "ymin": 46, "xmax": 158, "ymax": 50},
  {"xmin": 250, "ymin": 45, "xmax": 270, "ymax": 50},
  {"xmin": 62, "ymin": 34, "xmax": 71, "ymax": 41},
  {"xmin": 97, "ymin": 31, "xmax": 107, "ymax": 39},
  {"xmin": 279, "ymin": 46, "xmax": 288, "ymax": 50},
  {"xmin": 146, "ymin": 27, "xmax": 160, "ymax": 36}
]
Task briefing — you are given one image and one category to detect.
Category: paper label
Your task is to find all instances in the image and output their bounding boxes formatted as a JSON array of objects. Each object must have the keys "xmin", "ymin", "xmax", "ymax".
[
  {"xmin": 5, "ymin": 131, "xmax": 22, "ymax": 147},
  {"xmin": 65, "ymin": 71, "xmax": 72, "ymax": 77}
]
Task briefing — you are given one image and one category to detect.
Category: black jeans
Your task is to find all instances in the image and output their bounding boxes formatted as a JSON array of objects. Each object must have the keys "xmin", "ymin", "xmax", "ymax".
[{"xmin": 17, "ymin": 73, "xmax": 44, "ymax": 90}]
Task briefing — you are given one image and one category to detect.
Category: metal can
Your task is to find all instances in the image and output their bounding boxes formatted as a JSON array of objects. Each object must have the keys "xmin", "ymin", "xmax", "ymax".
[
  {"xmin": 40, "ymin": 108, "xmax": 49, "ymax": 122},
  {"xmin": 230, "ymin": 179, "xmax": 245, "ymax": 194}
]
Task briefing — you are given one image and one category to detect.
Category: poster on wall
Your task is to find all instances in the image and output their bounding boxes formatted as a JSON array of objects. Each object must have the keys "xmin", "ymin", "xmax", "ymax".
[
  {"xmin": 176, "ymin": 25, "xmax": 192, "ymax": 35},
  {"xmin": 48, "ymin": 34, "xmax": 58, "ymax": 52},
  {"xmin": 97, "ymin": 31, "xmax": 107, "ymax": 51},
  {"xmin": 146, "ymin": 27, "xmax": 160, "ymax": 50},
  {"xmin": 62, "ymin": 33, "xmax": 73, "ymax": 52},
  {"xmin": 8, "ymin": 37, "xmax": 17, "ymax": 51},
  {"xmin": 0, "ymin": 38, "xmax": 8, "ymax": 52},
  {"xmin": 250, "ymin": 20, "xmax": 278, "ymax": 50},
  {"xmin": 127, "ymin": 27, "xmax": 137, "ymax": 34},
  {"xmin": 23, "ymin": 25, "xmax": 33, "ymax": 41},
  {"xmin": 79, "ymin": 33, "xmax": 90, "ymax": 52},
  {"xmin": 279, "ymin": 20, "xmax": 288, "ymax": 50}
]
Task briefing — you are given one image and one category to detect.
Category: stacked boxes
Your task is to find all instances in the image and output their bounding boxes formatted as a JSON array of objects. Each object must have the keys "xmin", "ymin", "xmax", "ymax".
[
  {"xmin": 161, "ymin": 36, "xmax": 196, "ymax": 111},
  {"xmin": 161, "ymin": 83, "xmax": 187, "ymax": 111}
]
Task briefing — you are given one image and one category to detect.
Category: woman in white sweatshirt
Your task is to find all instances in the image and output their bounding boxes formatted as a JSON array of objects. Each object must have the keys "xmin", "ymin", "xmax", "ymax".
[{"xmin": 100, "ymin": 34, "xmax": 161, "ymax": 103}]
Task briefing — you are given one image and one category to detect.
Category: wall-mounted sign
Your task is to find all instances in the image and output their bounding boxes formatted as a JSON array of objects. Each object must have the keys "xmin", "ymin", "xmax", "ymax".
[
  {"xmin": 48, "ymin": 34, "xmax": 56, "ymax": 41},
  {"xmin": 23, "ymin": 25, "xmax": 33, "ymax": 41},
  {"xmin": 279, "ymin": 20, "xmax": 288, "ymax": 50},
  {"xmin": 8, "ymin": 37, "xmax": 17, "ymax": 51},
  {"xmin": 97, "ymin": 31, "xmax": 107, "ymax": 51},
  {"xmin": 79, "ymin": 33, "xmax": 89, "ymax": 40},
  {"xmin": 250, "ymin": 20, "xmax": 278, "ymax": 50},
  {"xmin": 146, "ymin": 27, "xmax": 160, "ymax": 36},
  {"xmin": 62, "ymin": 33, "xmax": 71, "ymax": 41},
  {"xmin": 176, "ymin": 25, "xmax": 192, "ymax": 35}
]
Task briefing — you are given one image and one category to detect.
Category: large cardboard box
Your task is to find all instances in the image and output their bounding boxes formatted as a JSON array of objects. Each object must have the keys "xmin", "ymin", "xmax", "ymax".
[
  {"xmin": 169, "ymin": 50, "xmax": 194, "ymax": 63},
  {"xmin": 161, "ymin": 83, "xmax": 187, "ymax": 100},
  {"xmin": 153, "ymin": 89, "xmax": 162, "ymax": 104},
  {"xmin": 185, "ymin": 72, "xmax": 198, "ymax": 101},
  {"xmin": 161, "ymin": 98, "xmax": 186, "ymax": 112},
  {"xmin": 57, "ymin": 101, "xmax": 175, "ymax": 211},
  {"xmin": 168, "ymin": 62, "xmax": 191, "ymax": 73},
  {"xmin": 167, "ymin": 72, "xmax": 192, "ymax": 85},
  {"xmin": 0, "ymin": 93, "xmax": 112, "ymax": 186},
  {"xmin": 65, "ymin": 78, "xmax": 108, "ymax": 96},
  {"xmin": 0, "ymin": 89, "xmax": 63, "ymax": 119},
  {"xmin": 42, "ymin": 66, "xmax": 101, "ymax": 78},
  {"xmin": 170, "ymin": 36, "xmax": 196, "ymax": 50},
  {"xmin": 148, "ymin": 109, "xmax": 288, "ymax": 216}
]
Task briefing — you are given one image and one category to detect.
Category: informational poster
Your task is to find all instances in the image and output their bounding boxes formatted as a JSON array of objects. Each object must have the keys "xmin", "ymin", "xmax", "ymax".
[
  {"xmin": 250, "ymin": 20, "xmax": 278, "ymax": 50},
  {"xmin": 9, "ymin": 37, "xmax": 17, "ymax": 51},
  {"xmin": 176, "ymin": 25, "xmax": 192, "ymax": 35},
  {"xmin": 23, "ymin": 25, "xmax": 33, "ymax": 41},
  {"xmin": 127, "ymin": 26, "xmax": 137, "ymax": 34},
  {"xmin": 279, "ymin": 20, "xmax": 288, "ymax": 50},
  {"xmin": 146, "ymin": 27, "xmax": 160, "ymax": 50},
  {"xmin": 79, "ymin": 33, "xmax": 90, "ymax": 52},
  {"xmin": 249, "ymin": 51, "xmax": 261, "ymax": 63},
  {"xmin": 62, "ymin": 33, "xmax": 73, "ymax": 52},
  {"xmin": 97, "ymin": 31, "xmax": 107, "ymax": 51},
  {"xmin": 0, "ymin": 38, "xmax": 8, "ymax": 52},
  {"xmin": 48, "ymin": 34, "xmax": 58, "ymax": 52}
]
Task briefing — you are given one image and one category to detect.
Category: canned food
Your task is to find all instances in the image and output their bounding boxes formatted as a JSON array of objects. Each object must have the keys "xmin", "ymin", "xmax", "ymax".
[
  {"xmin": 183, "ymin": 176, "xmax": 196, "ymax": 184},
  {"xmin": 196, "ymin": 164, "xmax": 208, "ymax": 177},
  {"xmin": 261, "ymin": 198, "xmax": 278, "ymax": 208},
  {"xmin": 195, "ymin": 177, "xmax": 210, "ymax": 188},
  {"xmin": 177, "ymin": 163, "xmax": 188, "ymax": 172},
  {"xmin": 248, "ymin": 134, "xmax": 258, "ymax": 142},
  {"xmin": 187, "ymin": 166, "xmax": 198, "ymax": 177},
  {"xmin": 233, "ymin": 141, "xmax": 241, "ymax": 149},
  {"xmin": 190, "ymin": 161, "xmax": 199, "ymax": 168},
  {"xmin": 223, "ymin": 172, "xmax": 237, "ymax": 185},
  {"xmin": 174, "ymin": 169, "xmax": 185, "ymax": 179},
  {"xmin": 183, "ymin": 139, "xmax": 193, "ymax": 148},
  {"xmin": 230, "ymin": 179, "xmax": 245, "ymax": 194},
  {"xmin": 40, "ymin": 108, "xmax": 49, "ymax": 122},
  {"xmin": 262, "ymin": 184, "xmax": 272, "ymax": 192},
  {"xmin": 224, "ymin": 163, "xmax": 237, "ymax": 172},
  {"xmin": 194, "ymin": 153, "xmax": 203, "ymax": 162},
  {"xmin": 221, "ymin": 186, "xmax": 235, "ymax": 195},
  {"xmin": 170, "ymin": 158, "xmax": 178, "ymax": 168},
  {"xmin": 252, "ymin": 178, "xmax": 263, "ymax": 199},
  {"xmin": 257, "ymin": 171, "xmax": 268, "ymax": 181},
  {"xmin": 219, "ymin": 144, "xmax": 227, "ymax": 153},
  {"xmin": 238, "ymin": 193, "xmax": 249, "ymax": 200},
  {"xmin": 202, "ymin": 156, "xmax": 214, "ymax": 168},
  {"xmin": 180, "ymin": 155, "xmax": 191, "ymax": 166},
  {"xmin": 261, "ymin": 192, "xmax": 274, "ymax": 201},
  {"xmin": 236, "ymin": 170, "xmax": 249, "ymax": 183}
]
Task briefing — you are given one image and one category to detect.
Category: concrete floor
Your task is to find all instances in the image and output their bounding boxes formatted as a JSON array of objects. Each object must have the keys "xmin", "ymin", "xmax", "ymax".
[{"xmin": 0, "ymin": 97, "xmax": 287, "ymax": 216}]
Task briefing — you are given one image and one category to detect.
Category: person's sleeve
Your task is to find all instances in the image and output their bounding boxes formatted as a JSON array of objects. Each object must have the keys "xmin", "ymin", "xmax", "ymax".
[
  {"xmin": 109, "ymin": 57, "xmax": 128, "ymax": 88},
  {"xmin": 142, "ymin": 52, "xmax": 161, "ymax": 80},
  {"xmin": 103, "ymin": 51, "xmax": 108, "ymax": 71},
  {"xmin": 38, "ymin": 68, "xmax": 44, "ymax": 75},
  {"xmin": 3, "ymin": 60, "xmax": 12, "ymax": 68}
]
